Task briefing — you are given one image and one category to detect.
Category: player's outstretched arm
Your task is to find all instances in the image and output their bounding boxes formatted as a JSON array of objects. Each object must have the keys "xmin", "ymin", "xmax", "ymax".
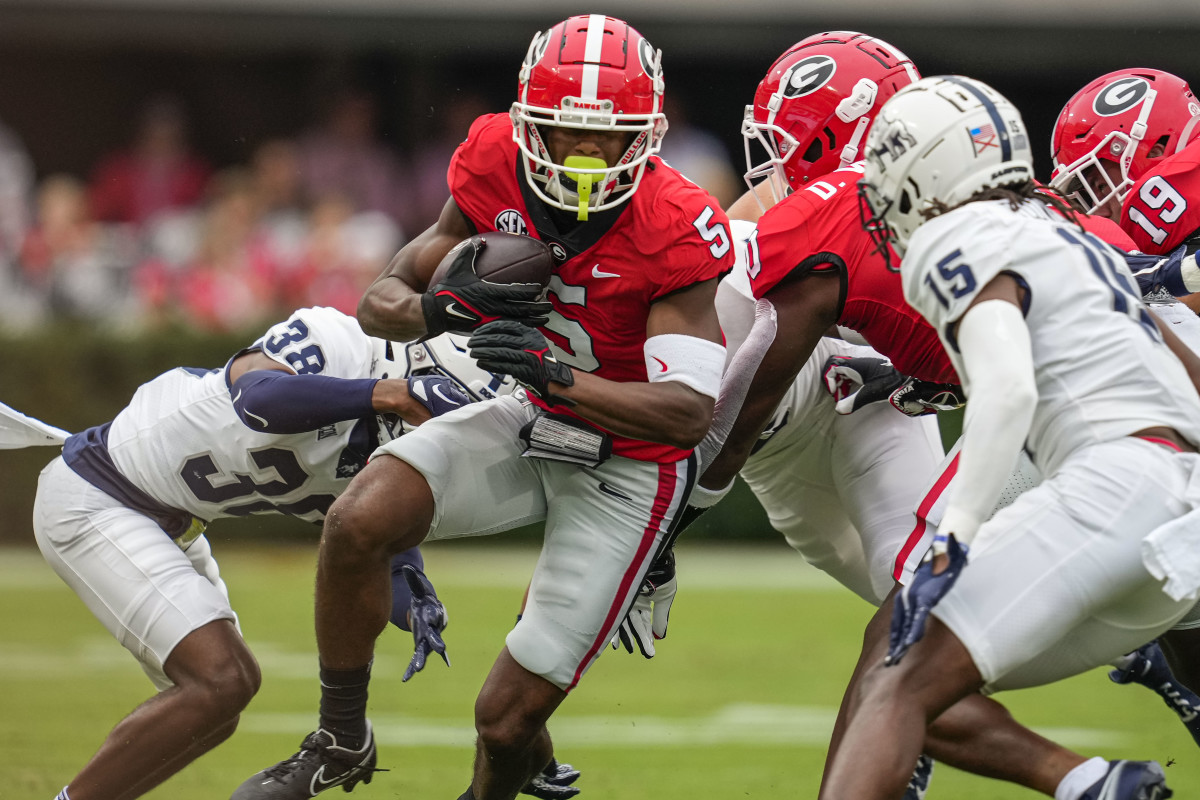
[
  {"xmin": 228, "ymin": 350, "xmax": 470, "ymax": 433},
  {"xmin": 358, "ymin": 197, "xmax": 475, "ymax": 342},
  {"xmin": 700, "ymin": 272, "xmax": 841, "ymax": 491}
]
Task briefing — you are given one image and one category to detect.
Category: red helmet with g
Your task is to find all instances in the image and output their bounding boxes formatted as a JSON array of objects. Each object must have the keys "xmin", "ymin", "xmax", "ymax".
[
  {"xmin": 1049, "ymin": 68, "xmax": 1200, "ymax": 213},
  {"xmin": 742, "ymin": 31, "xmax": 920, "ymax": 204},
  {"xmin": 510, "ymin": 14, "xmax": 667, "ymax": 218}
]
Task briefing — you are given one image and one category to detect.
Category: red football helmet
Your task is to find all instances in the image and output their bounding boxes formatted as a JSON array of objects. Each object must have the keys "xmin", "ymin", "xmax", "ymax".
[
  {"xmin": 510, "ymin": 14, "xmax": 667, "ymax": 217},
  {"xmin": 1050, "ymin": 68, "xmax": 1200, "ymax": 213},
  {"xmin": 742, "ymin": 31, "xmax": 920, "ymax": 204}
]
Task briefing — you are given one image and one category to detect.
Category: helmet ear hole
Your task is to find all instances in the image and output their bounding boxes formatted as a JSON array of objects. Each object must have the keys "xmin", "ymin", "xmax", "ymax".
[
  {"xmin": 898, "ymin": 189, "xmax": 912, "ymax": 215},
  {"xmin": 802, "ymin": 138, "xmax": 823, "ymax": 163}
]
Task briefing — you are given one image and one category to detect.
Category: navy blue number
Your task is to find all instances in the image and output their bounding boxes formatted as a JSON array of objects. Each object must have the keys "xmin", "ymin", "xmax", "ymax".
[
  {"xmin": 263, "ymin": 319, "xmax": 325, "ymax": 374},
  {"xmin": 181, "ymin": 447, "xmax": 327, "ymax": 519},
  {"xmin": 1056, "ymin": 228, "xmax": 1160, "ymax": 341},
  {"xmin": 285, "ymin": 344, "xmax": 326, "ymax": 375},
  {"xmin": 924, "ymin": 249, "xmax": 977, "ymax": 309},
  {"xmin": 264, "ymin": 320, "xmax": 310, "ymax": 354}
]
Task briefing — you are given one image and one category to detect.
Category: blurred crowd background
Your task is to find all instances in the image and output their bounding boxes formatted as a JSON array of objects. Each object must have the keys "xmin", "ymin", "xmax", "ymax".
[
  {"xmin": 0, "ymin": 82, "xmax": 741, "ymax": 334},
  {"xmin": 0, "ymin": 0, "xmax": 1195, "ymax": 337}
]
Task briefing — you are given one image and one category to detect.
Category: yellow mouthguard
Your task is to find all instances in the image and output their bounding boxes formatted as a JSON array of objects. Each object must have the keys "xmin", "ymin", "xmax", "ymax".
[{"xmin": 564, "ymin": 156, "xmax": 606, "ymax": 221}]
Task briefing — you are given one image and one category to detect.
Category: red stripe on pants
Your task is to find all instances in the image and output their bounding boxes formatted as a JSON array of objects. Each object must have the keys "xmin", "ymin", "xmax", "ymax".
[{"xmin": 567, "ymin": 461, "xmax": 680, "ymax": 691}]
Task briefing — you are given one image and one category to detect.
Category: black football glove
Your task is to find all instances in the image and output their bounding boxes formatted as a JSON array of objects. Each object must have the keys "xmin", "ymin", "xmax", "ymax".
[
  {"xmin": 421, "ymin": 235, "xmax": 552, "ymax": 339},
  {"xmin": 521, "ymin": 758, "xmax": 582, "ymax": 800},
  {"xmin": 468, "ymin": 320, "xmax": 575, "ymax": 407},
  {"xmin": 822, "ymin": 355, "xmax": 964, "ymax": 417}
]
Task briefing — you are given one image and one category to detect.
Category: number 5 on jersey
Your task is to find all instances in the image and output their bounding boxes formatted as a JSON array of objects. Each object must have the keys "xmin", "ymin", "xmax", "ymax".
[{"xmin": 543, "ymin": 206, "xmax": 731, "ymax": 372}]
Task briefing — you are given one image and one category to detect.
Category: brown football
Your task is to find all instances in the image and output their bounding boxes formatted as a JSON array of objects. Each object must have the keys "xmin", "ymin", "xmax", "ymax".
[{"xmin": 431, "ymin": 231, "xmax": 555, "ymax": 288}]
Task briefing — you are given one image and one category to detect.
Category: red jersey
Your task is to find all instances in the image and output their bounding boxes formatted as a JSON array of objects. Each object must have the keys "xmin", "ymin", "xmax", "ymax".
[
  {"xmin": 748, "ymin": 164, "xmax": 958, "ymax": 384},
  {"xmin": 1120, "ymin": 138, "xmax": 1200, "ymax": 254},
  {"xmin": 1033, "ymin": 181, "xmax": 1137, "ymax": 251},
  {"xmin": 448, "ymin": 114, "xmax": 732, "ymax": 462}
]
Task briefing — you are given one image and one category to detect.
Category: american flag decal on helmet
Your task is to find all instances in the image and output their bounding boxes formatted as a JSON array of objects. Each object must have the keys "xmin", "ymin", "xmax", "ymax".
[{"xmin": 969, "ymin": 122, "xmax": 999, "ymax": 154}]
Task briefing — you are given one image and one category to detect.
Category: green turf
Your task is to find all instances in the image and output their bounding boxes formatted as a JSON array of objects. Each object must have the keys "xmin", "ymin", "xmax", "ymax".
[{"xmin": 2, "ymin": 541, "xmax": 1197, "ymax": 799}]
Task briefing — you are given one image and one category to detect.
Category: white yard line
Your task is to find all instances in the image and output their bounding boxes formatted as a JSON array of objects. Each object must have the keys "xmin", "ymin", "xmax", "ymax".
[{"xmin": 239, "ymin": 707, "xmax": 1125, "ymax": 750}]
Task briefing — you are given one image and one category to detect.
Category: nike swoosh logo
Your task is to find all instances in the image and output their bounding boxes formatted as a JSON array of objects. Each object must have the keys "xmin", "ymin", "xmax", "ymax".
[
  {"xmin": 653, "ymin": 357, "xmax": 668, "ymax": 373},
  {"xmin": 444, "ymin": 303, "xmax": 475, "ymax": 320},
  {"xmin": 431, "ymin": 384, "xmax": 460, "ymax": 406},
  {"xmin": 592, "ymin": 264, "xmax": 620, "ymax": 279},
  {"xmin": 599, "ymin": 482, "xmax": 633, "ymax": 501},
  {"xmin": 310, "ymin": 765, "xmax": 343, "ymax": 793}
]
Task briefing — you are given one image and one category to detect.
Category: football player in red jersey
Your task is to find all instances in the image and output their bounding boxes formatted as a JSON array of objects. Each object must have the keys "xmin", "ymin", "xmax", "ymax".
[
  {"xmin": 1050, "ymin": 65, "xmax": 1200, "ymax": 744},
  {"xmin": 1051, "ymin": 69, "xmax": 1200, "ymax": 321},
  {"xmin": 686, "ymin": 33, "xmax": 1176, "ymax": 800},
  {"xmin": 1050, "ymin": 68, "xmax": 1200, "ymax": 248},
  {"xmin": 231, "ymin": 15, "xmax": 731, "ymax": 800}
]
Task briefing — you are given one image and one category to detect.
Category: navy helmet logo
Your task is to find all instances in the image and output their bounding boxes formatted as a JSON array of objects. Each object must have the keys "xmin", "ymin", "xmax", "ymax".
[
  {"xmin": 871, "ymin": 124, "xmax": 918, "ymax": 164},
  {"xmin": 781, "ymin": 55, "xmax": 837, "ymax": 99},
  {"xmin": 1093, "ymin": 77, "xmax": 1150, "ymax": 117}
]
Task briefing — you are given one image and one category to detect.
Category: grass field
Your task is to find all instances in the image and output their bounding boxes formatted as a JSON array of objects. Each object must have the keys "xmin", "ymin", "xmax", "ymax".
[{"xmin": 2, "ymin": 540, "xmax": 1197, "ymax": 799}]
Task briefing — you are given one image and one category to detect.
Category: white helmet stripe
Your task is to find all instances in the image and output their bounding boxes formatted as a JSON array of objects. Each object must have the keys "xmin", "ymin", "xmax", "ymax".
[{"xmin": 580, "ymin": 14, "xmax": 605, "ymax": 100}]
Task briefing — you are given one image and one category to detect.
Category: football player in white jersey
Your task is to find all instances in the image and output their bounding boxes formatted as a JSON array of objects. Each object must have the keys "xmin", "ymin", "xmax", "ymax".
[
  {"xmin": 821, "ymin": 75, "xmax": 1200, "ymax": 800},
  {"xmin": 31, "ymin": 307, "xmax": 585, "ymax": 800}
]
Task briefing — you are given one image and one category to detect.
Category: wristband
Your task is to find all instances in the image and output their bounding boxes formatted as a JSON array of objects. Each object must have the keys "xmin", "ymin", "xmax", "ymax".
[
  {"xmin": 644, "ymin": 334, "xmax": 726, "ymax": 401},
  {"xmin": 689, "ymin": 479, "xmax": 733, "ymax": 509}
]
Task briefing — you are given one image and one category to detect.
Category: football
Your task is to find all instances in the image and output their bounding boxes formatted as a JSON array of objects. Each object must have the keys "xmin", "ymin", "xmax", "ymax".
[{"xmin": 431, "ymin": 231, "xmax": 556, "ymax": 288}]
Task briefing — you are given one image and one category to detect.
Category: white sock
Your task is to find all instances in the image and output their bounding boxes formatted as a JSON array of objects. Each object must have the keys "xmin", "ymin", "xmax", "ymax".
[
  {"xmin": 55, "ymin": 789, "xmax": 71, "ymax": 800},
  {"xmin": 1110, "ymin": 650, "xmax": 1138, "ymax": 670},
  {"xmin": 1055, "ymin": 757, "xmax": 1109, "ymax": 800}
]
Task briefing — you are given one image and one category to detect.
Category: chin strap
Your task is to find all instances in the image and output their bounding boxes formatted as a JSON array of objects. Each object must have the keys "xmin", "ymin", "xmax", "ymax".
[
  {"xmin": 836, "ymin": 78, "xmax": 879, "ymax": 168},
  {"xmin": 563, "ymin": 155, "xmax": 607, "ymax": 221}
]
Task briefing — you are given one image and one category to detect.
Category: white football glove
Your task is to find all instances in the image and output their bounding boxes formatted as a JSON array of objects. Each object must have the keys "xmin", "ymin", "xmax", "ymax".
[{"xmin": 612, "ymin": 549, "xmax": 677, "ymax": 658}]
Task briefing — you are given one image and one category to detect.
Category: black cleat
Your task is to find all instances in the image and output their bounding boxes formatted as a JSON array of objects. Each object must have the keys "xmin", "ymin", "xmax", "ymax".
[{"xmin": 229, "ymin": 722, "xmax": 384, "ymax": 799}]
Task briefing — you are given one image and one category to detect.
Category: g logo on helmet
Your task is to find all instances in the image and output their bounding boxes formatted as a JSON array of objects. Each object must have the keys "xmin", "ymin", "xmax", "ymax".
[
  {"xmin": 782, "ymin": 55, "xmax": 837, "ymax": 99},
  {"xmin": 527, "ymin": 30, "xmax": 551, "ymax": 69},
  {"xmin": 1093, "ymin": 77, "xmax": 1150, "ymax": 117},
  {"xmin": 637, "ymin": 38, "xmax": 660, "ymax": 81}
]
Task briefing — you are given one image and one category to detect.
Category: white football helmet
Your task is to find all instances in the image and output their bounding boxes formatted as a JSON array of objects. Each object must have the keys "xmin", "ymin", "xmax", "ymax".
[
  {"xmin": 859, "ymin": 75, "xmax": 1034, "ymax": 259},
  {"xmin": 371, "ymin": 333, "xmax": 520, "ymax": 442}
]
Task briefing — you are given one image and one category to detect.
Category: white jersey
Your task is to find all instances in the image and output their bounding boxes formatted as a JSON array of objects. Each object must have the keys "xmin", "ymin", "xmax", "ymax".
[
  {"xmin": 903, "ymin": 199, "xmax": 1200, "ymax": 475},
  {"xmin": 63, "ymin": 307, "xmax": 396, "ymax": 531}
]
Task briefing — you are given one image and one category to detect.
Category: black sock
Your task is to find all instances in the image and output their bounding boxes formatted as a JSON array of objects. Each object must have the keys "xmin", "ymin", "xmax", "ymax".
[
  {"xmin": 456, "ymin": 787, "xmax": 477, "ymax": 800},
  {"xmin": 318, "ymin": 662, "xmax": 371, "ymax": 748}
]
